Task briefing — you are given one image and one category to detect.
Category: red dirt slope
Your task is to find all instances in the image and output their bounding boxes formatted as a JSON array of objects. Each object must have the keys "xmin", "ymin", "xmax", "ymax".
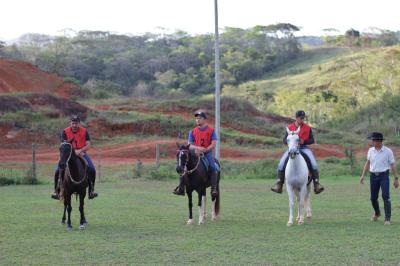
[{"xmin": 0, "ymin": 58, "xmax": 76, "ymax": 98}]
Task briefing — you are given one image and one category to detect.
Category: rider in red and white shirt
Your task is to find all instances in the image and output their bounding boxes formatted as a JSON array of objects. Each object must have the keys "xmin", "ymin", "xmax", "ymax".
[{"xmin": 271, "ymin": 110, "xmax": 324, "ymax": 194}]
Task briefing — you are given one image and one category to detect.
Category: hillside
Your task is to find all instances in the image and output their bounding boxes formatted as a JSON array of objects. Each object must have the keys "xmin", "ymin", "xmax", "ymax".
[
  {"xmin": 0, "ymin": 58, "xmax": 348, "ymax": 163},
  {"xmin": 0, "ymin": 58, "xmax": 78, "ymax": 98},
  {"xmin": 224, "ymin": 46, "xmax": 400, "ymax": 142}
]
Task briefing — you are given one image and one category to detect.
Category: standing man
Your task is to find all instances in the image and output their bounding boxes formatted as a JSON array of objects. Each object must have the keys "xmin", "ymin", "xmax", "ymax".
[
  {"xmin": 51, "ymin": 115, "xmax": 98, "ymax": 200},
  {"xmin": 360, "ymin": 132, "xmax": 399, "ymax": 225},
  {"xmin": 271, "ymin": 110, "xmax": 324, "ymax": 194},
  {"xmin": 173, "ymin": 110, "xmax": 218, "ymax": 197}
]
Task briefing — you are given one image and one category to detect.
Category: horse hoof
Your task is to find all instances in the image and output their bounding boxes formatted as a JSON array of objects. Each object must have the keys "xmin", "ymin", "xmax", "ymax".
[
  {"xmin": 61, "ymin": 221, "xmax": 66, "ymax": 225},
  {"xmin": 186, "ymin": 219, "xmax": 193, "ymax": 225},
  {"xmin": 298, "ymin": 221, "xmax": 304, "ymax": 225},
  {"xmin": 211, "ymin": 215, "xmax": 217, "ymax": 221},
  {"xmin": 67, "ymin": 226, "xmax": 73, "ymax": 231},
  {"xmin": 79, "ymin": 225, "xmax": 85, "ymax": 230},
  {"xmin": 307, "ymin": 216, "xmax": 312, "ymax": 220},
  {"xmin": 287, "ymin": 222, "xmax": 293, "ymax": 227},
  {"xmin": 198, "ymin": 220, "xmax": 205, "ymax": 225}
]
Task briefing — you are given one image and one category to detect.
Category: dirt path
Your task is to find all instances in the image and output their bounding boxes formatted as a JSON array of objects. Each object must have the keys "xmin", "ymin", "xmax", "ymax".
[{"xmin": 0, "ymin": 138, "xmax": 348, "ymax": 166}]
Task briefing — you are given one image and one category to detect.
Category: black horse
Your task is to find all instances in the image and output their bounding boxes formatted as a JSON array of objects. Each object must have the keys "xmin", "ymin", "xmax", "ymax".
[
  {"xmin": 58, "ymin": 140, "xmax": 88, "ymax": 230},
  {"xmin": 176, "ymin": 144, "xmax": 220, "ymax": 225}
]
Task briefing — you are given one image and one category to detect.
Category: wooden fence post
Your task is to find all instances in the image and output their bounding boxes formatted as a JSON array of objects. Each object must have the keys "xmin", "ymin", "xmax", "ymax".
[{"xmin": 32, "ymin": 143, "xmax": 37, "ymax": 180}]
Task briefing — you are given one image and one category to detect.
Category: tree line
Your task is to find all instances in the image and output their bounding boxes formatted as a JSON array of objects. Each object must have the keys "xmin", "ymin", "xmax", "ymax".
[{"xmin": 0, "ymin": 24, "xmax": 301, "ymax": 98}]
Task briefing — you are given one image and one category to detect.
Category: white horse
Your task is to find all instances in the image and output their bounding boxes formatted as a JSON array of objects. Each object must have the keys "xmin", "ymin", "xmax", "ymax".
[{"xmin": 285, "ymin": 127, "xmax": 312, "ymax": 226}]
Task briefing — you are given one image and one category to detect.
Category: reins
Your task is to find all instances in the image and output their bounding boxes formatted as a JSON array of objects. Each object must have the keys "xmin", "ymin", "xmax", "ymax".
[
  {"xmin": 178, "ymin": 149, "xmax": 202, "ymax": 177},
  {"xmin": 61, "ymin": 142, "xmax": 87, "ymax": 185}
]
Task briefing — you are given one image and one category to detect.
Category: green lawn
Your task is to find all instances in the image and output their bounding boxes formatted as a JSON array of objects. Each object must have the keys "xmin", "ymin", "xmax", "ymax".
[{"xmin": 1, "ymin": 178, "xmax": 400, "ymax": 265}]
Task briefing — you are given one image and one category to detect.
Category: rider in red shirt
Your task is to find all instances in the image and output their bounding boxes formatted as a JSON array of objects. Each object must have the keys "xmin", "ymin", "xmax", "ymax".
[
  {"xmin": 271, "ymin": 110, "xmax": 324, "ymax": 194},
  {"xmin": 51, "ymin": 115, "xmax": 98, "ymax": 200}
]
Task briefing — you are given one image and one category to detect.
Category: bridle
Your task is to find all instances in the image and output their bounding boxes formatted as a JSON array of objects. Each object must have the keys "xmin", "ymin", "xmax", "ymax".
[
  {"xmin": 177, "ymin": 148, "xmax": 202, "ymax": 177},
  {"xmin": 60, "ymin": 142, "xmax": 87, "ymax": 185}
]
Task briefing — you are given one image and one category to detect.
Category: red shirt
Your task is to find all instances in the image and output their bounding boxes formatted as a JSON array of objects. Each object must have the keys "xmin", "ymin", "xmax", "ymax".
[
  {"xmin": 64, "ymin": 127, "xmax": 88, "ymax": 149},
  {"xmin": 191, "ymin": 126, "xmax": 215, "ymax": 148},
  {"xmin": 288, "ymin": 123, "xmax": 312, "ymax": 142}
]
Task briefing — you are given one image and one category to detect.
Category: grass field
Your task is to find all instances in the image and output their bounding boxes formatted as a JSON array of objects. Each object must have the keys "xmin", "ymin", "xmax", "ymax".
[{"xmin": 1, "ymin": 177, "xmax": 400, "ymax": 265}]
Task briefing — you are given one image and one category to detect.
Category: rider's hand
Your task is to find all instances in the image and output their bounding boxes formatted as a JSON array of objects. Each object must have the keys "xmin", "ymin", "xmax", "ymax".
[
  {"xmin": 197, "ymin": 147, "xmax": 207, "ymax": 153},
  {"xmin": 75, "ymin": 149, "xmax": 81, "ymax": 156},
  {"xmin": 360, "ymin": 176, "xmax": 365, "ymax": 184},
  {"xmin": 299, "ymin": 139, "xmax": 305, "ymax": 145}
]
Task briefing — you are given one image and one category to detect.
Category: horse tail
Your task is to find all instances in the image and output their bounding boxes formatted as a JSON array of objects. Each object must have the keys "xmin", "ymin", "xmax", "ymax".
[{"xmin": 214, "ymin": 172, "xmax": 220, "ymax": 216}]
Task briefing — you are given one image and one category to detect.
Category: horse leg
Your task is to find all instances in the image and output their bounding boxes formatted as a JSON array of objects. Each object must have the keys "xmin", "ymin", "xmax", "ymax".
[
  {"xmin": 286, "ymin": 185, "xmax": 295, "ymax": 226},
  {"xmin": 62, "ymin": 202, "xmax": 67, "ymax": 224},
  {"xmin": 297, "ymin": 186, "xmax": 307, "ymax": 225},
  {"xmin": 79, "ymin": 193, "xmax": 87, "ymax": 230},
  {"xmin": 305, "ymin": 185, "xmax": 312, "ymax": 219},
  {"xmin": 187, "ymin": 191, "xmax": 193, "ymax": 225},
  {"xmin": 198, "ymin": 190, "xmax": 205, "ymax": 225},
  {"xmin": 66, "ymin": 195, "xmax": 72, "ymax": 230},
  {"xmin": 203, "ymin": 189, "xmax": 207, "ymax": 219}
]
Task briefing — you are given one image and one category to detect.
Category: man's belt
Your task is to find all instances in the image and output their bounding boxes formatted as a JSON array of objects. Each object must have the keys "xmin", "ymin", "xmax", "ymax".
[{"xmin": 370, "ymin": 170, "xmax": 389, "ymax": 176}]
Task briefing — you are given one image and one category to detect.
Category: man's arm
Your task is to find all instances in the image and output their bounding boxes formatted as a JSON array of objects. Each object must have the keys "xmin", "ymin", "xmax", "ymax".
[
  {"xmin": 360, "ymin": 160, "xmax": 370, "ymax": 184},
  {"xmin": 303, "ymin": 129, "xmax": 315, "ymax": 145},
  {"xmin": 390, "ymin": 163, "xmax": 399, "ymax": 188}
]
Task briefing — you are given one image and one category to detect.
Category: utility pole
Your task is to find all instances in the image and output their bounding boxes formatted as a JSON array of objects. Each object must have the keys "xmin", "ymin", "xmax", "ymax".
[{"xmin": 214, "ymin": 0, "xmax": 221, "ymax": 160}]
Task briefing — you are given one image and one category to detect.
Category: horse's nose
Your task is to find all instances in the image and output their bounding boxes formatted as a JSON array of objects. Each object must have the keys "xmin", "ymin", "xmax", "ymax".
[{"xmin": 176, "ymin": 166, "xmax": 183, "ymax": 174}]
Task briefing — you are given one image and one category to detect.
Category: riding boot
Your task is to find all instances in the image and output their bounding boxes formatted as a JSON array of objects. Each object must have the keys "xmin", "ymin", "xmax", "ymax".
[
  {"xmin": 88, "ymin": 174, "xmax": 98, "ymax": 199},
  {"xmin": 312, "ymin": 169, "xmax": 324, "ymax": 194},
  {"xmin": 173, "ymin": 175, "xmax": 185, "ymax": 196},
  {"xmin": 210, "ymin": 171, "xmax": 218, "ymax": 197},
  {"xmin": 271, "ymin": 170, "xmax": 285, "ymax": 194},
  {"xmin": 51, "ymin": 170, "xmax": 60, "ymax": 200}
]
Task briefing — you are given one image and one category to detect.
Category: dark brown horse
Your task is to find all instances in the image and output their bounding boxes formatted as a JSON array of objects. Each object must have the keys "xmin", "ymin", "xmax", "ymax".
[
  {"xmin": 176, "ymin": 144, "xmax": 220, "ymax": 225},
  {"xmin": 58, "ymin": 140, "xmax": 88, "ymax": 230}
]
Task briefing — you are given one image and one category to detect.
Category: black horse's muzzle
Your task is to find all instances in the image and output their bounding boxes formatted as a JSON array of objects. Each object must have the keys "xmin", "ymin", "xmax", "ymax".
[{"xmin": 176, "ymin": 166, "xmax": 184, "ymax": 174}]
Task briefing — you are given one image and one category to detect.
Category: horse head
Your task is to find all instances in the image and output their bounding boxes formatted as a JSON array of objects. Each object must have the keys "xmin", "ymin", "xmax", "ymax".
[
  {"xmin": 286, "ymin": 127, "xmax": 300, "ymax": 159},
  {"xmin": 59, "ymin": 138, "xmax": 74, "ymax": 170},
  {"xmin": 176, "ymin": 143, "xmax": 190, "ymax": 175}
]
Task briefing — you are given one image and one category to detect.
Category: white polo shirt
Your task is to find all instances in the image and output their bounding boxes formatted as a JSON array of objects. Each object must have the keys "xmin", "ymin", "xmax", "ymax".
[{"xmin": 367, "ymin": 145, "xmax": 395, "ymax": 172}]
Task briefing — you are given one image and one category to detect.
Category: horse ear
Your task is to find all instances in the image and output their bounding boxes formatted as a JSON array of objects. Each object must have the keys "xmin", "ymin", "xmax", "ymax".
[
  {"xmin": 185, "ymin": 144, "xmax": 190, "ymax": 149},
  {"xmin": 295, "ymin": 126, "xmax": 301, "ymax": 134},
  {"xmin": 286, "ymin": 127, "xmax": 290, "ymax": 134}
]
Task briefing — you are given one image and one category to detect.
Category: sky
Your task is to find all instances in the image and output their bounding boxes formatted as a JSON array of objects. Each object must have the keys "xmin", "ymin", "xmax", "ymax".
[{"xmin": 1, "ymin": 0, "xmax": 399, "ymax": 41}]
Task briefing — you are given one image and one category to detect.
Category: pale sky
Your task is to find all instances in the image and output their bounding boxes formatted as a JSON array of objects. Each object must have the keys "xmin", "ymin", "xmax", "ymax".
[{"xmin": 1, "ymin": 0, "xmax": 399, "ymax": 41}]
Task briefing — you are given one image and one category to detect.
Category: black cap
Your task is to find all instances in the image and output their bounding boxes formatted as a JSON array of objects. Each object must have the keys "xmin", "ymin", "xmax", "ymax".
[
  {"xmin": 368, "ymin": 132, "xmax": 384, "ymax": 141},
  {"xmin": 295, "ymin": 110, "xmax": 306, "ymax": 119},
  {"xmin": 194, "ymin": 111, "xmax": 207, "ymax": 119},
  {"xmin": 70, "ymin": 114, "xmax": 80, "ymax": 122}
]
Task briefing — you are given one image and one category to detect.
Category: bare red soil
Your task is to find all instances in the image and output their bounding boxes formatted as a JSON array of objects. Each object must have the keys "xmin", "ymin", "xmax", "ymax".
[{"xmin": 0, "ymin": 58, "xmax": 77, "ymax": 98}]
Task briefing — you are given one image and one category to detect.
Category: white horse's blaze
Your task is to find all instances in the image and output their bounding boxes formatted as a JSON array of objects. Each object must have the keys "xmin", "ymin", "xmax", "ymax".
[{"xmin": 285, "ymin": 127, "xmax": 312, "ymax": 226}]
